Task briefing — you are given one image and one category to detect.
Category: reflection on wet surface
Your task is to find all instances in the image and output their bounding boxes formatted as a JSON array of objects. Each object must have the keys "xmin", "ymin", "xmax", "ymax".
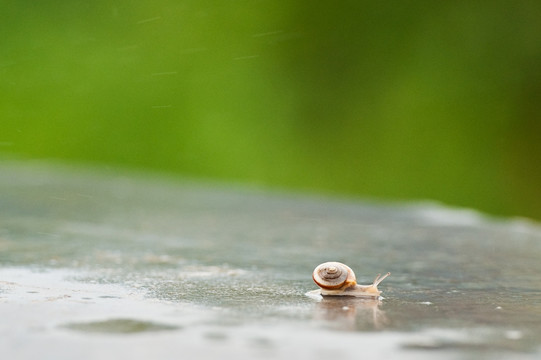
[
  {"xmin": 1, "ymin": 161, "xmax": 541, "ymax": 359},
  {"xmin": 312, "ymin": 297, "xmax": 388, "ymax": 331}
]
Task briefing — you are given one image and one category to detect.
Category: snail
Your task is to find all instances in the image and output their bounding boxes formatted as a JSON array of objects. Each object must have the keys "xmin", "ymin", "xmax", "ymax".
[{"xmin": 310, "ymin": 261, "xmax": 390, "ymax": 299}]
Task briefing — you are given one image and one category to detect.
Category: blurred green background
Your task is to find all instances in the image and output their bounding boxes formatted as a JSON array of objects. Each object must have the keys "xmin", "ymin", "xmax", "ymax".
[{"xmin": 2, "ymin": 1, "xmax": 541, "ymax": 220}]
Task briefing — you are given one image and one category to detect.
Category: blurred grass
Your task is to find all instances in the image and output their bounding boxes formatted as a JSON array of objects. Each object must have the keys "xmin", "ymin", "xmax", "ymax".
[{"xmin": 1, "ymin": 0, "xmax": 541, "ymax": 219}]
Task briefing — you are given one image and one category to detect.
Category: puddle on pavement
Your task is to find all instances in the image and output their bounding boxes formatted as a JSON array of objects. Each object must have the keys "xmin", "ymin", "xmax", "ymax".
[{"xmin": 63, "ymin": 319, "xmax": 179, "ymax": 334}]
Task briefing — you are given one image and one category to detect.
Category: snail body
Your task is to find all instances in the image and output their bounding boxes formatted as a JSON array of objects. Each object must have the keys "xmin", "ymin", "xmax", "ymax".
[{"xmin": 311, "ymin": 261, "xmax": 390, "ymax": 299}]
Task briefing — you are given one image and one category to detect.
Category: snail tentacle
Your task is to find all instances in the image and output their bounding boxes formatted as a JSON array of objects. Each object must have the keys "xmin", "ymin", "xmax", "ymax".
[{"xmin": 373, "ymin": 272, "xmax": 391, "ymax": 287}]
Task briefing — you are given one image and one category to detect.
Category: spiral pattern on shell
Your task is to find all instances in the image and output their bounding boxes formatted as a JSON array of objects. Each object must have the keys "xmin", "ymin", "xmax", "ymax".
[{"xmin": 312, "ymin": 262, "xmax": 355, "ymax": 290}]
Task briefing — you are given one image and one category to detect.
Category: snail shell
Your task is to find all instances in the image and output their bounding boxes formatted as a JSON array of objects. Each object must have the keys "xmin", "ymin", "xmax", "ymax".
[
  {"xmin": 312, "ymin": 262, "xmax": 356, "ymax": 290},
  {"xmin": 311, "ymin": 261, "xmax": 390, "ymax": 299}
]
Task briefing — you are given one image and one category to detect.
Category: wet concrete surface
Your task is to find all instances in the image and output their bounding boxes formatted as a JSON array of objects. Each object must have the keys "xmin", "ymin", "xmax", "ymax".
[{"xmin": 1, "ymin": 160, "xmax": 541, "ymax": 359}]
